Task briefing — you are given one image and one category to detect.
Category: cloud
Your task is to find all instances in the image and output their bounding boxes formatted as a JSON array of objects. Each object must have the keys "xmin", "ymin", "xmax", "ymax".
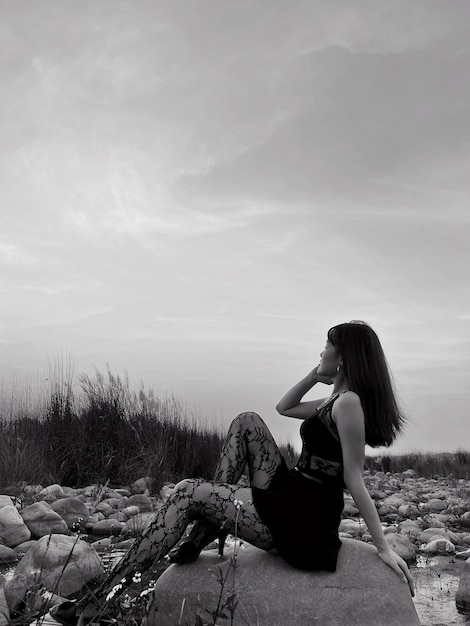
[{"xmin": 1, "ymin": 0, "xmax": 469, "ymax": 453}]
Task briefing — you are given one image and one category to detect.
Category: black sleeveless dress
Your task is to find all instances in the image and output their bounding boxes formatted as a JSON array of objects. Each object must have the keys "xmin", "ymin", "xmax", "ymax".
[{"xmin": 251, "ymin": 394, "xmax": 346, "ymax": 571}]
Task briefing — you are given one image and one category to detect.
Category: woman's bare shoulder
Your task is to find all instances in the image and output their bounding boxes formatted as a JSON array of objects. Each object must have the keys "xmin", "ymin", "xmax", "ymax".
[{"xmin": 332, "ymin": 391, "xmax": 363, "ymax": 419}]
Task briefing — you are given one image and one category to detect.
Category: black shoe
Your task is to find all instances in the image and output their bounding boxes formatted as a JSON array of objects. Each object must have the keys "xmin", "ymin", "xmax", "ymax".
[
  {"xmin": 167, "ymin": 521, "xmax": 228, "ymax": 564},
  {"xmin": 50, "ymin": 601, "xmax": 115, "ymax": 625},
  {"xmin": 49, "ymin": 601, "xmax": 78, "ymax": 625}
]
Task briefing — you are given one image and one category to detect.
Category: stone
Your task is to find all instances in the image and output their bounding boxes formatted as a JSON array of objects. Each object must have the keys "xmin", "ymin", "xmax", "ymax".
[
  {"xmin": 384, "ymin": 534, "xmax": 416, "ymax": 563},
  {"xmin": 383, "ymin": 495, "xmax": 405, "ymax": 508},
  {"xmin": 89, "ymin": 537, "xmax": 113, "ymax": 552},
  {"xmin": 50, "ymin": 497, "xmax": 90, "ymax": 530},
  {"xmin": 0, "ymin": 545, "xmax": 18, "ymax": 564},
  {"xmin": 461, "ymin": 512, "xmax": 470, "ymax": 527},
  {"xmin": 447, "ymin": 503, "xmax": 468, "ymax": 515},
  {"xmin": 120, "ymin": 512, "xmax": 156, "ymax": 537},
  {"xmin": 342, "ymin": 500, "xmax": 360, "ymax": 516},
  {"xmin": 4, "ymin": 534, "xmax": 104, "ymax": 612},
  {"xmin": 89, "ymin": 519, "xmax": 125, "ymax": 535},
  {"xmin": 106, "ymin": 511, "xmax": 128, "ymax": 522},
  {"xmin": 20, "ymin": 502, "xmax": 69, "ymax": 537},
  {"xmin": 426, "ymin": 498, "xmax": 447, "ymax": 512},
  {"xmin": 421, "ymin": 538, "xmax": 455, "ymax": 555},
  {"xmin": 0, "ymin": 506, "xmax": 31, "ymax": 547},
  {"xmin": 159, "ymin": 484, "xmax": 175, "ymax": 502},
  {"xmin": 456, "ymin": 557, "xmax": 470, "ymax": 613},
  {"xmin": 0, "ymin": 575, "xmax": 10, "ymax": 626},
  {"xmin": 378, "ymin": 504, "xmax": 398, "ymax": 517},
  {"xmin": 126, "ymin": 494, "xmax": 153, "ymax": 512},
  {"xmin": 0, "ymin": 497, "xmax": 14, "ymax": 509},
  {"xmin": 93, "ymin": 502, "xmax": 115, "ymax": 517},
  {"xmin": 143, "ymin": 539, "xmax": 419, "ymax": 626},
  {"xmin": 120, "ymin": 505, "xmax": 140, "ymax": 520},
  {"xmin": 420, "ymin": 527, "xmax": 460, "ymax": 544},
  {"xmin": 338, "ymin": 519, "xmax": 365, "ymax": 538},
  {"xmin": 425, "ymin": 514, "xmax": 446, "ymax": 527},
  {"xmin": 397, "ymin": 503, "xmax": 420, "ymax": 519},
  {"xmin": 130, "ymin": 477, "xmax": 152, "ymax": 494},
  {"xmin": 14, "ymin": 540, "xmax": 38, "ymax": 556},
  {"xmin": 101, "ymin": 498, "xmax": 122, "ymax": 509},
  {"xmin": 398, "ymin": 519, "xmax": 423, "ymax": 541},
  {"xmin": 22, "ymin": 587, "xmax": 67, "ymax": 619},
  {"xmin": 37, "ymin": 484, "xmax": 64, "ymax": 502},
  {"xmin": 22, "ymin": 485, "xmax": 43, "ymax": 500}
]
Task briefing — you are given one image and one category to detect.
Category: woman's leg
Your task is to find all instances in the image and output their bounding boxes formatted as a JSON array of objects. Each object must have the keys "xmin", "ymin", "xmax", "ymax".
[
  {"xmin": 82, "ymin": 478, "xmax": 273, "ymax": 613},
  {"xmin": 171, "ymin": 411, "xmax": 284, "ymax": 554},
  {"xmin": 79, "ymin": 412, "xmax": 281, "ymax": 614},
  {"xmin": 213, "ymin": 411, "xmax": 285, "ymax": 488}
]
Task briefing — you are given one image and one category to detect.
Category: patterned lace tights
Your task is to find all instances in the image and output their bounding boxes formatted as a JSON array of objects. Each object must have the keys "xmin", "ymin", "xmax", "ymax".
[{"xmin": 82, "ymin": 412, "xmax": 284, "ymax": 613}]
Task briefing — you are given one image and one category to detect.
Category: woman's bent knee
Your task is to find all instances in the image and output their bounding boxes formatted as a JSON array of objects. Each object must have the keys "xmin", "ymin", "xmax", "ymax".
[
  {"xmin": 235, "ymin": 411, "xmax": 264, "ymax": 425},
  {"xmin": 173, "ymin": 478, "xmax": 204, "ymax": 494}
]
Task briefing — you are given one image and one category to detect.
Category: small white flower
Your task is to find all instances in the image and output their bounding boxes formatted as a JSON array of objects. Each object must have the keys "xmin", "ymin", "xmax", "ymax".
[
  {"xmin": 132, "ymin": 572, "xmax": 142, "ymax": 583},
  {"xmin": 233, "ymin": 499, "xmax": 244, "ymax": 510},
  {"xmin": 105, "ymin": 583, "xmax": 123, "ymax": 602}
]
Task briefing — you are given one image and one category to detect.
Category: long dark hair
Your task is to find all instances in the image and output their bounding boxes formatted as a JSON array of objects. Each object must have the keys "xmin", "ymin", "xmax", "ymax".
[{"xmin": 327, "ymin": 320, "xmax": 405, "ymax": 447}]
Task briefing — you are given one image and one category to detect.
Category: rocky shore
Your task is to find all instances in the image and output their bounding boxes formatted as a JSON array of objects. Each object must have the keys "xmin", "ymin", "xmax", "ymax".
[{"xmin": 0, "ymin": 470, "xmax": 469, "ymax": 624}]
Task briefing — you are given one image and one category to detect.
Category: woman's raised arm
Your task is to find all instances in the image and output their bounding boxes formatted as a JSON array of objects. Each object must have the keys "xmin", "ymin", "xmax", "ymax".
[{"xmin": 275, "ymin": 366, "xmax": 331, "ymax": 419}]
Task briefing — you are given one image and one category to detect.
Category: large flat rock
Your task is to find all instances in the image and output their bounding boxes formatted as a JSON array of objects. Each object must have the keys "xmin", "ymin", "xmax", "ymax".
[{"xmin": 143, "ymin": 538, "xmax": 420, "ymax": 625}]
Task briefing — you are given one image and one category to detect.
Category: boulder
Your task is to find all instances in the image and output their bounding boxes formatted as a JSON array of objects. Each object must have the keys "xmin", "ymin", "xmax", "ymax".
[
  {"xmin": 0, "ymin": 497, "xmax": 14, "ymax": 509},
  {"xmin": 385, "ymin": 534, "xmax": 416, "ymax": 563},
  {"xmin": 20, "ymin": 502, "xmax": 69, "ymax": 537},
  {"xmin": 425, "ymin": 514, "xmax": 446, "ymax": 527},
  {"xmin": 126, "ymin": 494, "xmax": 153, "ymax": 512},
  {"xmin": 383, "ymin": 495, "xmax": 405, "ymax": 508},
  {"xmin": 93, "ymin": 502, "xmax": 115, "ymax": 517},
  {"xmin": 4, "ymin": 534, "xmax": 104, "ymax": 611},
  {"xmin": 50, "ymin": 498, "xmax": 90, "ymax": 529},
  {"xmin": 456, "ymin": 557, "xmax": 470, "ymax": 613},
  {"xmin": 426, "ymin": 498, "xmax": 447, "ymax": 512},
  {"xmin": 420, "ymin": 527, "xmax": 460, "ymax": 544},
  {"xmin": 461, "ymin": 512, "xmax": 470, "ymax": 527},
  {"xmin": 120, "ymin": 512, "xmax": 156, "ymax": 537},
  {"xmin": 37, "ymin": 484, "xmax": 64, "ymax": 502},
  {"xmin": 130, "ymin": 477, "xmax": 152, "ymax": 495},
  {"xmin": 88, "ymin": 519, "xmax": 125, "ymax": 535},
  {"xmin": 0, "ymin": 575, "xmax": 9, "ymax": 626},
  {"xmin": 397, "ymin": 503, "xmax": 420, "ymax": 519},
  {"xmin": 0, "ymin": 506, "xmax": 31, "ymax": 547},
  {"xmin": 421, "ymin": 538, "xmax": 455, "ymax": 555},
  {"xmin": 143, "ymin": 539, "xmax": 419, "ymax": 626},
  {"xmin": 120, "ymin": 506, "xmax": 140, "ymax": 520},
  {"xmin": 338, "ymin": 519, "xmax": 365, "ymax": 538},
  {"xmin": 14, "ymin": 540, "xmax": 38, "ymax": 556},
  {"xmin": 398, "ymin": 520, "xmax": 423, "ymax": 542},
  {"xmin": 0, "ymin": 545, "xmax": 18, "ymax": 564}
]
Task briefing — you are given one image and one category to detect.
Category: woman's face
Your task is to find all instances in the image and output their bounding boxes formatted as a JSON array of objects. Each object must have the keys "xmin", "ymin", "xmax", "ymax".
[{"xmin": 317, "ymin": 340, "xmax": 341, "ymax": 377}]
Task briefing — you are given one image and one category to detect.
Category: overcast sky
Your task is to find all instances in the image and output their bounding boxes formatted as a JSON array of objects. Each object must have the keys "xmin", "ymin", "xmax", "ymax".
[{"xmin": 1, "ymin": 1, "xmax": 469, "ymax": 454}]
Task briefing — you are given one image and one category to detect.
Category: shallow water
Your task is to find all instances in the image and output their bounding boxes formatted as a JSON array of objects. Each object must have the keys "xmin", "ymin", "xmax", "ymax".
[
  {"xmin": 413, "ymin": 555, "xmax": 470, "ymax": 626},
  {"xmin": 2, "ymin": 550, "xmax": 470, "ymax": 625}
]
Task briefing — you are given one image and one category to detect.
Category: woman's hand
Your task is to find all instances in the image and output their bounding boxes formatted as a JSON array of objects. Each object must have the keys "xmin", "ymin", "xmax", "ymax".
[
  {"xmin": 311, "ymin": 365, "xmax": 333, "ymax": 386},
  {"xmin": 377, "ymin": 548, "xmax": 415, "ymax": 596}
]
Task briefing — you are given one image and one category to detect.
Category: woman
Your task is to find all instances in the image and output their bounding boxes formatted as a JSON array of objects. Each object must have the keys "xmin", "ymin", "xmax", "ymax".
[{"xmin": 54, "ymin": 320, "xmax": 414, "ymax": 623}]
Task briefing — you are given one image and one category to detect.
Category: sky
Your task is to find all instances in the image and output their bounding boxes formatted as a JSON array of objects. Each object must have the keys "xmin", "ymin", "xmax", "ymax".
[{"xmin": 1, "ymin": 0, "xmax": 469, "ymax": 454}]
